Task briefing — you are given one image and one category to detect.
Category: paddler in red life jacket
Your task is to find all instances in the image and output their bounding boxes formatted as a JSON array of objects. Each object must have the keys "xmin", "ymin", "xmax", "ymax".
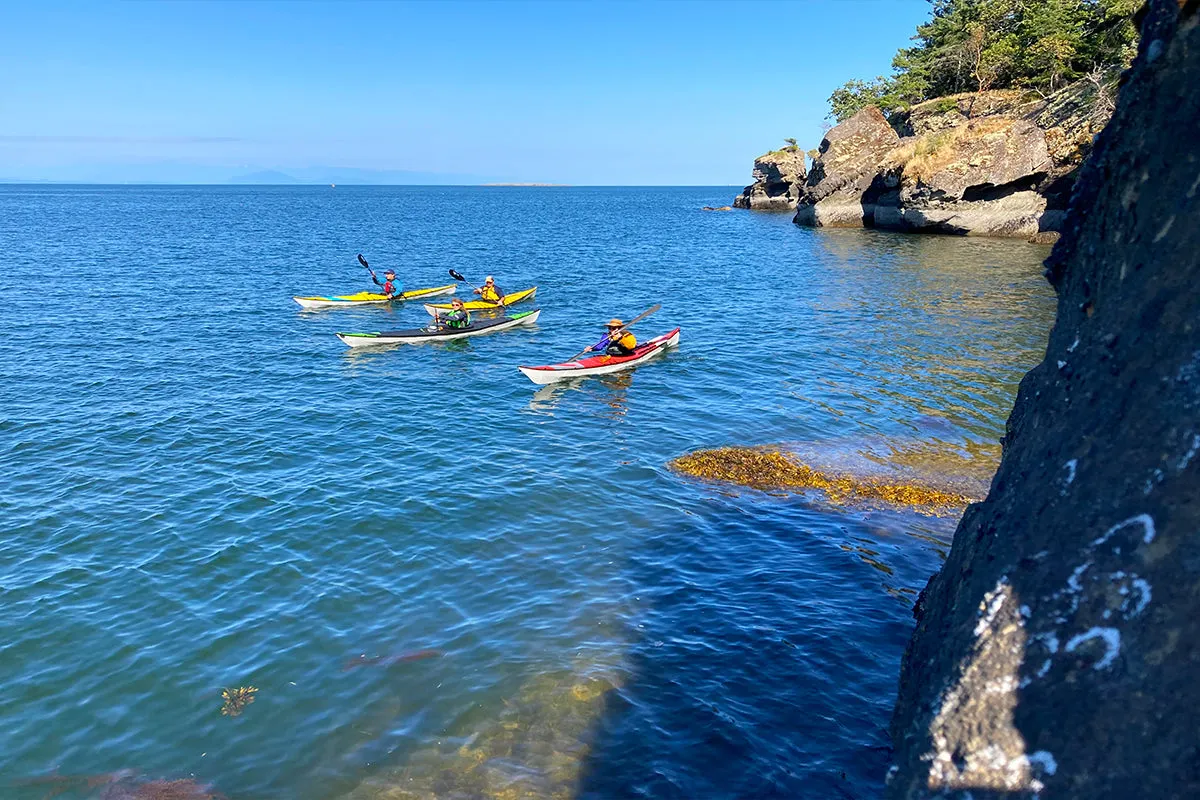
[
  {"xmin": 373, "ymin": 269, "xmax": 403, "ymax": 299},
  {"xmin": 592, "ymin": 318, "xmax": 637, "ymax": 356},
  {"xmin": 474, "ymin": 275, "xmax": 504, "ymax": 304}
]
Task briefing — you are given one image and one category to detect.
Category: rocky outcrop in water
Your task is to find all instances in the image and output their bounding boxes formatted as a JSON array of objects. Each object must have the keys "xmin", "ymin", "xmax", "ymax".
[
  {"xmin": 888, "ymin": 2, "xmax": 1200, "ymax": 797},
  {"xmin": 789, "ymin": 77, "xmax": 1115, "ymax": 239},
  {"xmin": 733, "ymin": 148, "xmax": 807, "ymax": 210},
  {"xmin": 792, "ymin": 106, "xmax": 900, "ymax": 226}
]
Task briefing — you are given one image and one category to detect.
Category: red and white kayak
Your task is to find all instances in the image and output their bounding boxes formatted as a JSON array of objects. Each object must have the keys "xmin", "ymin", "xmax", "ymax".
[{"xmin": 518, "ymin": 328, "xmax": 680, "ymax": 385}]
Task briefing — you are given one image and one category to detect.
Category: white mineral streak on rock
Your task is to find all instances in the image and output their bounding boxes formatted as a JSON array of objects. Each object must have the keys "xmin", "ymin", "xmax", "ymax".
[
  {"xmin": 1179, "ymin": 434, "xmax": 1199, "ymax": 470},
  {"xmin": 1061, "ymin": 459, "xmax": 1077, "ymax": 495},
  {"xmin": 1028, "ymin": 750, "xmax": 1058, "ymax": 775},
  {"xmin": 1065, "ymin": 627, "xmax": 1121, "ymax": 669},
  {"xmin": 1092, "ymin": 513, "xmax": 1157, "ymax": 547},
  {"xmin": 925, "ymin": 579, "xmax": 1045, "ymax": 793}
]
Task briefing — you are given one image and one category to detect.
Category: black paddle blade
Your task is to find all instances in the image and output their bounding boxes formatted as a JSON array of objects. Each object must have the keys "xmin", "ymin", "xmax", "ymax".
[
  {"xmin": 357, "ymin": 254, "xmax": 370, "ymax": 268},
  {"xmin": 449, "ymin": 269, "xmax": 466, "ymax": 282}
]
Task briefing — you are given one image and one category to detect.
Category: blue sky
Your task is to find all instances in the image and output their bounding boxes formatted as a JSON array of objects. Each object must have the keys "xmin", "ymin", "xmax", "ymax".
[{"xmin": 0, "ymin": 1, "xmax": 931, "ymax": 185}]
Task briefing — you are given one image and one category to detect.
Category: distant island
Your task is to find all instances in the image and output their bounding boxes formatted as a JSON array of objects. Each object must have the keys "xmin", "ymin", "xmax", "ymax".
[{"xmin": 480, "ymin": 182, "xmax": 571, "ymax": 187}]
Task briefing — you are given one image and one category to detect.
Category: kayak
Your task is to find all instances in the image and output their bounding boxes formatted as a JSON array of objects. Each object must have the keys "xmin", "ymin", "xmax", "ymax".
[
  {"xmin": 293, "ymin": 284, "xmax": 457, "ymax": 310},
  {"xmin": 518, "ymin": 327, "xmax": 680, "ymax": 384},
  {"xmin": 423, "ymin": 287, "xmax": 537, "ymax": 316},
  {"xmin": 337, "ymin": 310, "xmax": 541, "ymax": 348}
]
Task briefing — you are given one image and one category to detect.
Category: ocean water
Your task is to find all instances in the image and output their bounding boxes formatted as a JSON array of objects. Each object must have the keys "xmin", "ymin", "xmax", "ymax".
[{"xmin": 0, "ymin": 186, "xmax": 1055, "ymax": 799}]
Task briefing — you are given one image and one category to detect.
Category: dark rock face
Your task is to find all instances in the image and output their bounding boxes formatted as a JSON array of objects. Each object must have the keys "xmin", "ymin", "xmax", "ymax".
[
  {"xmin": 889, "ymin": 3, "xmax": 1200, "ymax": 798},
  {"xmin": 794, "ymin": 106, "xmax": 899, "ymax": 226},
  {"xmin": 733, "ymin": 149, "xmax": 807, "ymax": 210}
]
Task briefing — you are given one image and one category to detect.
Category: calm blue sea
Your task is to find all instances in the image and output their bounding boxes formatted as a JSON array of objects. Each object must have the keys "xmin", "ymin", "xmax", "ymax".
[{"xmin": 0, "ymin": 185, "xmax": 1055, "ymax": 799}]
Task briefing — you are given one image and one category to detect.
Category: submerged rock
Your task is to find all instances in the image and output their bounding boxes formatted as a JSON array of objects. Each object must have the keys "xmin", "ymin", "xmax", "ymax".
[
  {"xmin": 733, "ymin": 148, "xmax": 808, "ymax": 210},
  {"xmin": 339, "ymin": 661, "xmax": 624, "ymax": 800},
  {"xmin": 888, "ymin": 1, "xmax": 1200, "ymax": 796}
]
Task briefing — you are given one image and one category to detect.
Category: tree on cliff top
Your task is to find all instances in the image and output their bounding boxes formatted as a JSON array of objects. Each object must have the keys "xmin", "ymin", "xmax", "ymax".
[{"xmin": 828, "ymin": 0, "xmax": 1140, "ymax": 122}]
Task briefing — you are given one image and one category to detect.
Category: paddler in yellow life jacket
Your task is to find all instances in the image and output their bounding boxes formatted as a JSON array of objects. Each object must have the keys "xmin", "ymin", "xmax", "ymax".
[
  {"xmin": 440, "ymin": 297, "xmax": 472, "ymax": 329},
  {"xmin": 593, "ymin": 318, "xmax": 637, "ymax": 356},
  {"xmin": 474, "ymin": 275, "xmax": 505, "ymax": 304}
]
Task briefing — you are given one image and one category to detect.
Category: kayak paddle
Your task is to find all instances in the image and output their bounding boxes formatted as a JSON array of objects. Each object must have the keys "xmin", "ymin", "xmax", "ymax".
[
  {"xmin": 357, "ymin": 253, "xmax": 378, "ymax": 284},
  {"xmin": 449, "ymin": 269, "xmax": 507, "ymax": 309},
  {"xmin": 568, "ymin": 303, "xmax": 661, "ymax": 361}
]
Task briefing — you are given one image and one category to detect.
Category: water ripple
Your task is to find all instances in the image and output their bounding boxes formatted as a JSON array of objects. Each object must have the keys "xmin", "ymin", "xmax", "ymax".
[{"xmin": 0, "ymin": 186, "xmax": 1052, "ymax": 799}]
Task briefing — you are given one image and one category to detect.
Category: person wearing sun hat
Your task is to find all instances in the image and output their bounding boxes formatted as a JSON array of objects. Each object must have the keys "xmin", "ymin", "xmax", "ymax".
[
  {"xmin": 474, "ymin": 275, "xmax": 504, "ymax": 304},
  {"xmin": 591, "ymin": 318, "xmax": 638, "ymax": 356}
]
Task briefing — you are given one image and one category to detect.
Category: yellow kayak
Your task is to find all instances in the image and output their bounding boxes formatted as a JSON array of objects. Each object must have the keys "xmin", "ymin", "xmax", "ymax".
[
  {"xmin": 422, "ymin": 287, "xmax": 537, "ymax": 316},
  {"xmin": 294, "ymin": 284, "xmax": 457, "ymax": 310}
]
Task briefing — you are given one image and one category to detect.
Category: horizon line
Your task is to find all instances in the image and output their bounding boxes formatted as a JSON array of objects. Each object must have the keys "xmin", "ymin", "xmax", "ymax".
[{"xmin": 0, "ymin": 180, "xmax": 743, "ymax": 188}]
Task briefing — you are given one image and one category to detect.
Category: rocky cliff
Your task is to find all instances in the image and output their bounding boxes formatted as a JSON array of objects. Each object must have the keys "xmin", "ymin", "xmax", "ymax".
[
  {"xmin": 733, "ymin": 147, "xmax": 807, "ymax": 210},
  {"xmin": 888, "ymin": 1, "xmax": 1200, "ymax": 797},
  {"xmin": 784, "ymin": 77, "xmax": 1116, "ymax": 238}
]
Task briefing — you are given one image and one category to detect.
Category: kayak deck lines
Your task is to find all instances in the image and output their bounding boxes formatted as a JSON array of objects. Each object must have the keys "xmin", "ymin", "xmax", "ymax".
[
  {"xmin": 294, "ymin": 283, "xmax": 458, "ymax": 310},
  {"xmin": 337, "ymin": 309, "xmax": 542, "ymax": 347},
  {"xmin": 423, "ymin": 287, "xmax": 537, "ymax": 316},
  {"xmin": 518, "ymin": 327, "xmax": 680, "ymax": 384}
]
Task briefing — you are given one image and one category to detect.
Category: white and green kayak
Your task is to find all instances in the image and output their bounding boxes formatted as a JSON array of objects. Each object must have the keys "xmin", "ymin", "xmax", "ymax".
[
  {"xmin": 294, "ymin": 283, "xmax": 457, "ymax": 310},
  {"xmin": 337, "ymin": 310, "xmax": 541, "ymax": 347}
]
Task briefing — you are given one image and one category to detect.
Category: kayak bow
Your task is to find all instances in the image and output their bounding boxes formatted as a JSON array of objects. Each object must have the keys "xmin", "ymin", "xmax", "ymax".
[
  {"xmin": 423, "ymin": 287, "xmax": 537, "ymax": 316},
  {"xmin": 518, "ymin": 327, "xmax": 680, "ymax": 384},
  {"xmin": 294, "ymin": 283, "xmax": 457, "ymax": 310},
  {"xmin": 337, "ymin": 310, "xmax": 542, "ymax": 347}
]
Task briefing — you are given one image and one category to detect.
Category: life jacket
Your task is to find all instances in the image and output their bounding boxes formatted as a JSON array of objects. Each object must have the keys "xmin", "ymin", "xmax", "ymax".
[
  {"xmin": 480, "ymin": 285, "xmax": 502, "ymax": 303},
  {"xmin": 444, "ymin": 309, "xmax": 471, "ymax": 329},
  {"xmin": 383, "ymin": 280, "xmax": 397, "ymax": 295},
  {"xmin": 606, "ymin": 331, "xmax": 637, "ymax": 355}
]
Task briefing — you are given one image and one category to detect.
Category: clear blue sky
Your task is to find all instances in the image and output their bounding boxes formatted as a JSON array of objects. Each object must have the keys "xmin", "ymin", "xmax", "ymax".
[{"xmin": 0, "ymin": 1, "xmax": 931, "ymax": 185}]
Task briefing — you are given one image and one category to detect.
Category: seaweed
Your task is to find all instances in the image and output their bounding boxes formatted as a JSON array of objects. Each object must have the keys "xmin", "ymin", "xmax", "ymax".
[{"xmin": 669, "ymin": 446, "xmax": 977, "ymax": 514}]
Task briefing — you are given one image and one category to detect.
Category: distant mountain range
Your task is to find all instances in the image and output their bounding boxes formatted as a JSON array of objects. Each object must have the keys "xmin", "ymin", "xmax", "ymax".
[{"xmin": 0, "ymin": 164, "xmax": 526, "ymax": 185}]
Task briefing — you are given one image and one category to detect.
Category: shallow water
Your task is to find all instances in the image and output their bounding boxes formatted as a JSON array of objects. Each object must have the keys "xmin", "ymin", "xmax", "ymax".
[{"xmin": 0, "ymin": 185, "xmax": 1055, "ymax": 799}]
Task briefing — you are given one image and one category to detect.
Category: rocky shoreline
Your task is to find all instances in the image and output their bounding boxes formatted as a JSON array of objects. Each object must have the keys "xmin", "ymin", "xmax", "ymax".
[
  {"xmin": 886, "ymin": 0, "xmax": 1200, "ymax": 796},
  {"xmin": 736, "ymin": 78, "xmax": 1116, "ymax": 240}
]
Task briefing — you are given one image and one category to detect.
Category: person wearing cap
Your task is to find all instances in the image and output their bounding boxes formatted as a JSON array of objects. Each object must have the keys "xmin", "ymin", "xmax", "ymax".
[
  {"xmin": 372, "ymin": 269, "xmax": 403, "ymax": 299},
  {"xmin": 474, "ymin": 275, "xmax": 504, "ymax": 304},
  {"xmin": 440, "ymin": 297, "xmax": 472, "ymax": 330},
  {"xmin": 592, "ymin": 318, "xmax": 638, "ymax": 356}
]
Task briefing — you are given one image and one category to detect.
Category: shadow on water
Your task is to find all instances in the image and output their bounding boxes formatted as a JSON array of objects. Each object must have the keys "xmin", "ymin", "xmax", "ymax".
[{"xmin": 572, "ymin": 501, "xmax": 928, "ymax": 800}]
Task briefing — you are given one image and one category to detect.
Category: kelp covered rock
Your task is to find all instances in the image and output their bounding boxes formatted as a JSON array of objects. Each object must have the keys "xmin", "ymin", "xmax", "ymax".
[{"xmin": 669, "ymin": 446, "xmax": 976, "ymax": 515}]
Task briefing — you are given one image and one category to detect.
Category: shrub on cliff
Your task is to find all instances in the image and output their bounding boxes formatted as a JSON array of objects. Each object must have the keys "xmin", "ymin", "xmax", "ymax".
[{"xmin": 829, "ymin": 0, "xmax": 1140, "ymax": 122}]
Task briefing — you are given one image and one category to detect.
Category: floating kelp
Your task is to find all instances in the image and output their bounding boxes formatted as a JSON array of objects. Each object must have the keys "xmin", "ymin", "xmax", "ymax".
[
  {"xmin": 340, "ymin": 662, "xmax": 624, "ymax": 800},
  {"xmin": 220, "ymin": 686, "xmax": 257, "ymax": 717},
  {"xmin": 669, "ymin": 447, "xmax": 977, "ymax": 514}
]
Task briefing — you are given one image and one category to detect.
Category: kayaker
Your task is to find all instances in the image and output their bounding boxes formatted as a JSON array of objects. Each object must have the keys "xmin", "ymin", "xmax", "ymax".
[
  {"xmin": 373, "ymin": 269, "xmax": 403, "ymax": 299},
  {"xmin": 474, "ymin": 275, "xmax": 504, "ymax": 304},
  {"xmin": 440, "ymin": 297, "xmax": 472, "ymax": 329},
  {"xmin": 595, "ymin": 318, "xmax": 638, "ymax": 356}
]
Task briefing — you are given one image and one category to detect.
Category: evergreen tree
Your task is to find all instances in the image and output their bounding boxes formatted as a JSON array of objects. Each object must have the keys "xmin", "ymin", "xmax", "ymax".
[{"xmin": 827, "ymin": 0, "xmax": 1139, "ymax": 121}]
